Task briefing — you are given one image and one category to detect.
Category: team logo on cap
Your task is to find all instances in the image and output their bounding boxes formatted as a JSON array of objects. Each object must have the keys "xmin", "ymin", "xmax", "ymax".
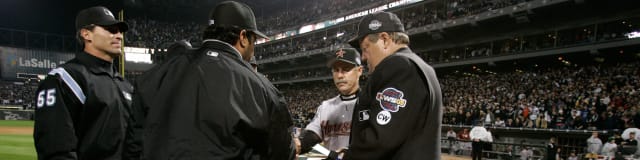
[
  {"xmin": 103, "ymin": 9, "xmax": 115, "ymax": 18},
  {"xmin": 369, "ymin": 20, "xmax": 382, "ymax": 31},
  {"xmin": 336, "ymin": 49, "xmax": 345, "ymax": 58},
  {"xmin": 376, "ymin": 88, "xmax": 407, "ymax": 112}
]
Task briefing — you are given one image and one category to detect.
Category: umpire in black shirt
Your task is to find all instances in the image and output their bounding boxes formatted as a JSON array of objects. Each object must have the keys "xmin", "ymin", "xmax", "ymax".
[
  {"xmin": 132, "ymin": 1, "xmax": 295, "ymax": 159},
  {"xmin": 33, "ymin": 6, "xmax": 138, "ymax": 160},
  {"xmin": 341, "ymin": 11, "xmax": 444, "ymax": 160}
]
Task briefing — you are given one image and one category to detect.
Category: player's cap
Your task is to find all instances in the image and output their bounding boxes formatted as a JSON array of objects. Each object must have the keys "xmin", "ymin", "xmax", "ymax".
[
  {"xmin": 75, "ymin": 6, "xmax": 128, "ymax": 32},
  {"xmin": 209, "ymin": 1, "xmax": 269, "ymax": 40},
  {"xmin": 328, "ymin": 48, "xmax": 361, "ymax": 68},
  {"xmin": 348, "ymin": 12, "xmax": 405, "ymax": 49}
]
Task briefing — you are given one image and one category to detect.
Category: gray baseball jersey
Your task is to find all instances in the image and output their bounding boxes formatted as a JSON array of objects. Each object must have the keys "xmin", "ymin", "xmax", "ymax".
[{"xmin": 305, "ymin": 94, "xmax": 357, "ymax": 151}]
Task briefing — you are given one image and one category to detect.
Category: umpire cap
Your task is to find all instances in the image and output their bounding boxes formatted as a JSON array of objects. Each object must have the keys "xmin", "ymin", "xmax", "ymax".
[
  {"xmin": 209, "ymin": 1, "xmax": 269, "ymax": 39},
  {"xmin": 348, "ymin": 12, "xmax": 405, "ymax": 49},
  {"xmin": 328, "ymin": 48, "xmax": 361, "ymax": 68},
  {"xmin": 76, "ymin": 6, "xmax": 128, "ymax": 32}
]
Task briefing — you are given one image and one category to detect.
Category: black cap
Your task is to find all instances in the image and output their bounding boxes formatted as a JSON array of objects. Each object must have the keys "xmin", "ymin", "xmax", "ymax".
[
  {"xmin": 209, "ymin": 1, "xmax": 269, "ymax": 39},
  {"xmin": 328, "ymin": 48, "xmax": 361, "ymax": 68},
  {"xmin": 348, "ymin": 12, "xmax": 405, "ymax": 49},
  {"xmin": 75, "ymin": 6, "xmax": 128, "ymax": 32}
]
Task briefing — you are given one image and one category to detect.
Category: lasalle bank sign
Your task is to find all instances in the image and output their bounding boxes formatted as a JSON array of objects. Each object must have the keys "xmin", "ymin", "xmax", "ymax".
[
  {"xmin": 8, "ymin": 56, "xmax": 66, "ymax": 69},
  {"xmin": 1, "ymin": 46, "xmax": 73, "ymax": 79}
]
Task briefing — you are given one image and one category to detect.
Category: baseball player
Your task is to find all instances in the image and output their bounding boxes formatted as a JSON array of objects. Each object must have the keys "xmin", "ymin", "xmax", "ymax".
[
  {"xmin": 342, "ymin": 11, "xmax": 444, "ymax": 159},
  {"xmin": 295, "ymin": 48, "xmax": 363, "ymax": 157},
  {"xmin": 33, "ymin": 6, "xmax": 138, "ymax": 159}
]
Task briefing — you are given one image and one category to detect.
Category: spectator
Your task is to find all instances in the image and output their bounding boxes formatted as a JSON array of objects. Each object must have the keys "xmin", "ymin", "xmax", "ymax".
[
  {"xmin": 602, "ymin": 138, "xmax": 618, "ymax": 158},
  {"xmin": 520, "ymin": 146, "xmax": 533, "ymax": 160},
  {"xmin": 587, "ymin": 132, "xmax": 603, "ymax": 154},
  {"xmin": 546, "ymin": 138, "xmax": 557, "ymax": 160},
  {"xmin": 567, "ymin": 151, "xmax": 578, "ymax": 160},
  {"xmin": 447, "ymin": 128, "xmax": 458, "ymax": 155}
]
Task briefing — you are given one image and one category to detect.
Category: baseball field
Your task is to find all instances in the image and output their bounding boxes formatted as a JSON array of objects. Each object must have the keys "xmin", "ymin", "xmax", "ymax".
[
  {"xmin": 0, "ymin": 120, "xmax": 36, "ymax": 160},
  {"xmin": 0, "ymin": 120, "xmax": 470, "ymax": 160}
]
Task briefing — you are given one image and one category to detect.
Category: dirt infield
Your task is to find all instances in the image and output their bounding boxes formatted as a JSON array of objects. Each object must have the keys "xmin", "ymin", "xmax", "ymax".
[{"xmin": 0, "ymin": 126, "xmax": 33, "ymax": 135}]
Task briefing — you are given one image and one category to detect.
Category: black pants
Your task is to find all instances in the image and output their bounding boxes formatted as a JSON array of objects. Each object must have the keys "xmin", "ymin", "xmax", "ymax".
[
  {"xmin": 471, "ymin": 149, "xmax": 482, "ymax": 160},
  {"xmin": 472, "ymin": 141, "xmax": 483, "ymax": 160}
]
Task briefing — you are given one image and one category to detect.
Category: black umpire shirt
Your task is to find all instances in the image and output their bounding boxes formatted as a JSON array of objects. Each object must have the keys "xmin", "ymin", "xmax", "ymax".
[
  {"xmin": 345, "ymin": 47, "xmax": 443, "ymax": 160},
  {"xmin": 34, "ymin": 52, "xmax": 135, "ymax": 160},
  {"xmin": 133, "ymin": 39, "xmax": 295, "ymax": 160}
]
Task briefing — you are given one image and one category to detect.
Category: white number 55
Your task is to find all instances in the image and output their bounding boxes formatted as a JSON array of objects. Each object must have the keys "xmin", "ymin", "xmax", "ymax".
[{"xmin": 37, "ymin": 89, "xmax": 56, "ymax": 108}]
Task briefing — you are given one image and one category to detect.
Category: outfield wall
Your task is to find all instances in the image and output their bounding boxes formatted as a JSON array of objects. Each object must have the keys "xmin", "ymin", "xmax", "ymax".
[{"xmin": 0, "ymin": 109, "xmax": 33, "ymax": 120}]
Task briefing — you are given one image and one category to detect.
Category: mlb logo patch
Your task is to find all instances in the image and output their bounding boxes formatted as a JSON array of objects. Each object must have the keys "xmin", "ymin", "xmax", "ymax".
[
  {"xmin": 375, "ymin": 88, "xmax": 407, "ymax": 112},
  {"xmin": 358, "ymin": 110, "xmax": 370, "ymax": 121}
]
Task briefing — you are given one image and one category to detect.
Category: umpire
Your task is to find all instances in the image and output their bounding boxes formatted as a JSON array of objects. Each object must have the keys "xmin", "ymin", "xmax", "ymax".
[
  {"xmin": 132, "ymin": 1, "xmax": 295, "ymax": 159},
  {"xmin": 33, "ymin": 6, "xmax": 137, "ymax": 159},
  {"xmin": 342, "ymin": 11, "xmax": 444, "ymax": 159}
]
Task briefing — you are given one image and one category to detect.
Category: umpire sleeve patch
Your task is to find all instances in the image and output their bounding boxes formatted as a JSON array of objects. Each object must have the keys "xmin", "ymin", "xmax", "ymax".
[{"xmin": 375, "ymin": 88, "xmax": 407, "ymax": 112}]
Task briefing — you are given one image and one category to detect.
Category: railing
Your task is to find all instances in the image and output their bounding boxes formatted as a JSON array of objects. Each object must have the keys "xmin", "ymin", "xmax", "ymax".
[{"xmin": 441, "ymin": 138, "xmax": 546, "ymax": 160}]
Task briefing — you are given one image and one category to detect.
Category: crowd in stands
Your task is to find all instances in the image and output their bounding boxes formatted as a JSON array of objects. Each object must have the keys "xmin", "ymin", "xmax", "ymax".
[
  {"xmin": 124, "ymin": 18, "xmax": 204, "ymax": 48},
  {"xmin": 419, "ymin": 20, "xmax": 634, "ymax": 64},
  {"xmin": 281, "ymin": 61, "xmax": 640, "ymax": 129},
  {"xmin": 399, "ymin": 0, "xmax": 528, "ymax": 30},
  {"xmin": 279, "ymin": 82, "xmax": 335, "ymax": 127},
  {"xmin": 257, "ymin": 0, "xmax": 393, "ymax": 35},
  {"xmin": 268, "ymin": 67, "xmax": 332, "ymax": 82},
  {"xmin": 442, "ymin": 62, "xmax": 639, "ymax": 131},
  {"xmin": 257, "ymin": 0, "xmax": 535, "ymax": 61},
  {"xmin": 122, "ymin": 0, "xmax": 537, "ymax": 51},
  {"xmin": 255, "ymin": 31, "xmax": 353, "ymax": 60},
  {"xmin": 0, "ymin": 80, "xmax": 38, "ymax": 110}
]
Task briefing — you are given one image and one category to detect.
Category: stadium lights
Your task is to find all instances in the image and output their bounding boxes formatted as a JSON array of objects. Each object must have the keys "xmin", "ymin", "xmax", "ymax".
[{"xmin": 626, "ymin": 31, "xmax": 640, "ymax": 39}]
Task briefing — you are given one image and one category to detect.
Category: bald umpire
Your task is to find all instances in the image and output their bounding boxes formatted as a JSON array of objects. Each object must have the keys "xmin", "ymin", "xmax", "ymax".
[{"xmin": 341, "ymin": 11, "xmax": 444, "ymax": 160}]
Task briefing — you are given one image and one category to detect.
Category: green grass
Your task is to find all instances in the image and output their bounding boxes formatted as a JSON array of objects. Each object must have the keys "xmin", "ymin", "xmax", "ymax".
[
  {"xmin": 0, "ymin": 120, "xmax": 36, "ymax": 160},
  {"xmin": 0, "ymin": 120, "xmax": 34, "ymax": 127},
  {"xmin": 0, "ymin": 134, "xmax": 36, "ymax": 160}
]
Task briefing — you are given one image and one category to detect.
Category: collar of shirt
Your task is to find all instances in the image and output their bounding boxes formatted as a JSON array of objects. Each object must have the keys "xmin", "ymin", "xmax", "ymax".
[
  {"xmin": 77, "ymin": 51, "xmax": 121, "ymax": 79},
  {"xmin": 340, "ymin": 94, "xmax": 357, "ymax": 101},
  {"xmin": 394, "ymin": 47, "xmax": 413, "ymax": 55},
  {"xmin": 202, "ymin": 39, "xmax": 243, "ymax": 59},
  {"xmin": 339, "ymin": 90, "xmax": 359, "ymax": 101}
]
